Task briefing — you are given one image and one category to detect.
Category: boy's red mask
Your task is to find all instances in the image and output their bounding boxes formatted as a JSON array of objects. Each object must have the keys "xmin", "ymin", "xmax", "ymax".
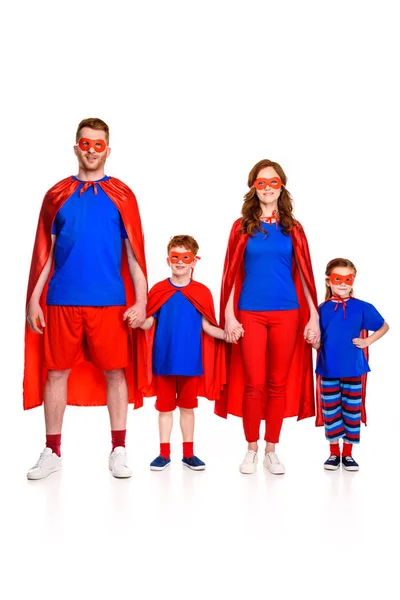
[
  {"xmin": 329, "ymin": 273, "xmax": 355, "ymax": 285},
  {"xmin": 78, "ymin": 138, "xmax": 107, "ymax": 153},
  {"xmin": 253, "ymin": 177, "xmax": 282, "ymax": 190},
  {"xmin": 168, "ymin": 251, "xmax": 200, "ymax": 264}
]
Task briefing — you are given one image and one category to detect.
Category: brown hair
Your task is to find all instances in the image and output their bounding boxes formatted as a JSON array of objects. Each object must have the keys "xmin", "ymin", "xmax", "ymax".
[
  {"xmin": 76, "ymin": 118, "xmax": 110, "ymax": 145},
  {"xmin": 241, "ymin": 159, "xmax": 295, "ymax": 236},
  {"xmin": 325, "ymin": 258, "xmax": 357, "ymax": 300},
  {"xmin": 167, "ymin": 235, "xmax": 199, "ymax": 255}
]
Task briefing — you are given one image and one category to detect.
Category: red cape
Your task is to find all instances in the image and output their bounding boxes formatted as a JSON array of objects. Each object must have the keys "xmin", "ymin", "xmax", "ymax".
[
  {"xmin": 215, "ymin": 218, "xmax": 318, "ymax": 420},
  {"xmin": 141, "ymin": 279, "xmax": 226, "ymax": 400},
  {"xmin": 23, "ymin": 176, "xmax": 148, "ymax": 410}
]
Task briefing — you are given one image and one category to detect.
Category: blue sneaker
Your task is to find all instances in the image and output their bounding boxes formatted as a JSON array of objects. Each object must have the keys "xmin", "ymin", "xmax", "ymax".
[
  {"xmin": 341, "ymin": 456, "xmax": 359, "ymax": 471},
  {"xmin": 150, "ymin": 455, "xmax": 171, "ymax": 471},
  {"xmin": 324, "ymin": 455, "xmax": 340, "ymax": 471},
  {"xmin": 182, "ymin": 455, "xmax": 206, "ymax": 471}
]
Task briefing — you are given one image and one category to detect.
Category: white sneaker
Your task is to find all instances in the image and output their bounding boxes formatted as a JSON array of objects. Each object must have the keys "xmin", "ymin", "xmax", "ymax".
[
  {"xmin": 239, "ymin": 450, "xmax": 258, "ymax": 474},
  {"xmin": 27, "ymin": 447, "xmax": 62, "ymax": 480},
  {"xmin": 109, "ymin": 446, "xmax": 132, "ymax": 478},
  {"xmin": 263, "ymin": 452, "xmax": 285, "ymax": 475}
]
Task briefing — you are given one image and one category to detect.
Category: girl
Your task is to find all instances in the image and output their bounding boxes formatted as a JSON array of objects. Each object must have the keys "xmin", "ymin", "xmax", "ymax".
[{"xmin": 308, "ymin": 258, "xmax": 389, "ymax": 471}]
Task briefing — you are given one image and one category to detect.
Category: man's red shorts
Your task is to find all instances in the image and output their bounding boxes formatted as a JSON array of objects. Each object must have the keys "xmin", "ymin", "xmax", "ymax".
[
  {"xmin": 43, "ymin": 306, "xmax": 129, "ymax": 371},
  {"xmin": 154, "ymin": 375, "xmax": 199, "ymax": 412}
]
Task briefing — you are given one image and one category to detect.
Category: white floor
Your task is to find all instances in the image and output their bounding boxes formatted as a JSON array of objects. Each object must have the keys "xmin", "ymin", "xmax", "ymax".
[{"xmin": 3, "ymin": 379, "xmax": 399, "ymax": 600}]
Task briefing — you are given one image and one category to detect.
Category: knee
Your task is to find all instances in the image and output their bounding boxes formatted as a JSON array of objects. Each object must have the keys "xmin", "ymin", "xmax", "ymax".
[
  {"xmin": 179, "ymin": 407, "xmax": 194, "ymax": 416},
  {"xmin": 244, "ymin": 383, "xmax": 266, "ymax": 399},
  {"xmin": 47, "ymin": 369, "xmax": 70, "ymax": 383},
  {"xmin": 104, "ymin": 368, "xmax": 126, "ymax": 384}
]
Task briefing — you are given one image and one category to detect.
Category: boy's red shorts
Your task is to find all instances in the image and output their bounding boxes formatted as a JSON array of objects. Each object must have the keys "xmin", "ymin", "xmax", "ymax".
[
  {"xmin": 43, "ymin": 306, "xmax": 129, "ymax": 371},
  {"xmin": 154, "ymin": 375, "xmax": 199, "ymax": 412}
]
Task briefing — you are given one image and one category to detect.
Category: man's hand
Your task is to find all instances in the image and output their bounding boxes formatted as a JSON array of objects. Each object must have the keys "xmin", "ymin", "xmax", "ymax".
[
  {"xmin": 26, "ymin": 301, "xmax": 45, "ymax": 334},
  {"xmin": 123, "ymin": 303, "xmax": 146, "ymax": 329}
]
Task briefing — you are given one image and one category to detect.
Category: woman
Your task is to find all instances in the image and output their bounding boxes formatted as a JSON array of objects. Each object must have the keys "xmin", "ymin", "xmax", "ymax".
[{"xmin": 215, "ymin": 159, "xmax": 320, "ymax": 474}]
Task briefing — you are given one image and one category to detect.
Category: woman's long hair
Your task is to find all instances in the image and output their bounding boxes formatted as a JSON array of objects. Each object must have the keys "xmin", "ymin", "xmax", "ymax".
[
  {"xmin": 325, "ymin": 258, "xmax": 357, "ymax": 300},
  {"xmin": 241, "ymin": 159, "xmax": 295, "ymax": 236}
]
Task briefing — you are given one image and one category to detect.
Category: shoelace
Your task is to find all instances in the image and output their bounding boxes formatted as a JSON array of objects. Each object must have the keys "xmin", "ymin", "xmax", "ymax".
[
  {"xmin": 114, "ymin": 449, "xmax": 128, "ymax": 466},
  {"xmin": 267, "ymin": 452, "xmax": 280, "ymax": 464},
  {"xmin": 344, "ymin": 457, "xmax": 355, "ymax": 463},
  {"xmin": 328, "ymin": 455, "xmax": 338, "ymax": 461},
  {"xmin": 33, "ymin": 450, "xmax": 51, "ymax": 468},
  {"xmin": 245, "ymin": 452, "xmax": 256, "ymax": 462},
  {"xmin": 330, "ymin": 295, "xmax": 350, "ymax": 319}
]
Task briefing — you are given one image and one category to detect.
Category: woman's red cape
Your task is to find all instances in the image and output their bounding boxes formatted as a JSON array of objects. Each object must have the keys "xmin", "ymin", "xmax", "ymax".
[
  {"xmin": 215, "ymin": 218, "xmax": 318, "ymax": 421},
  {"xmin": 140, "ymin": 279, "xmax": 226, "ymax": 400},
  {"xmin": 23, "ymin": 176, "xmax": 148, "ymax": 410}
]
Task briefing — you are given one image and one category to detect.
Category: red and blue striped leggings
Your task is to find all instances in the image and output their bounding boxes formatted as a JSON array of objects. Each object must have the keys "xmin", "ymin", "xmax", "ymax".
[{"xmin": 320, "ymin": 377, "xmax": 362, "ymax": 444}]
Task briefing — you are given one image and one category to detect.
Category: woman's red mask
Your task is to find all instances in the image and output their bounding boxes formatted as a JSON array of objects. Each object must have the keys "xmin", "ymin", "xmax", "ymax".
[
  {"xmin": 168, "ymin": 251, "xmax": 200, "ymax": 264},
  {"xmin": 78, "ymin": 138, "xmax": 107, "ymax": 152},
  {"xmin": 253, "ymin": 177, "xmax": 282, "ymax": 190},
  {"xmin": 329, "ymin": 273, "xmax": 355, "ymax": 285}
]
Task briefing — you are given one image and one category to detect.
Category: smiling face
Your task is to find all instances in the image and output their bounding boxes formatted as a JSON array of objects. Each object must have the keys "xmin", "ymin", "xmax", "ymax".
[
  {"xmin": 254, "ymin": 165, "xmax": 283, "ymax": 209},
  {"xmin": 327, "ymin": 266, "xmax": 356, "ymax": 298},
  {"xmin": 167, "ymin": 246, "xmax": 197, "ymax": 277},
  {"xmin": 74, "ymin": 126, "xmax": 110, "ymax": 173}
]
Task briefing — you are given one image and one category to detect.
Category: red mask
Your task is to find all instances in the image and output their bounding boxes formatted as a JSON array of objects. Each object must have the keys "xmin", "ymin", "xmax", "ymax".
[
  {"xmin": 78, "ymin": 138, "xmax": 107, "ymax": 153},
  {"xmin": 253, "ymin": 177, "xmax": 282, "ymax": 190},
  {"xmin": 329, "ymin": 273, "xmax": 355, "ymax": 286},
  {"xmin": 168, "ymin": 251, "xmax": 200, "ymax": 264}
]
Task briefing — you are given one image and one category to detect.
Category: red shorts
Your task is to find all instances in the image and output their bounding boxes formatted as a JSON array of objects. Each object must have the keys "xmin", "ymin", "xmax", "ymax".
[
  {"xmin": 43, "ymin": 306, "xmax": 130, "ymax": 371},
  {"xmin": 154, "ymin": 375, "xmax": 199, "ymax": 412}
]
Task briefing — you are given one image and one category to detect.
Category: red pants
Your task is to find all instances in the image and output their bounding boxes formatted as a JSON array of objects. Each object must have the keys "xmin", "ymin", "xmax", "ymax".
[
  {"xmin": 154, "ymin": 375, "xmax": 199, "ymax": 412},
  {"xmin": 238, "ymin": 309, "xmax": 299, "ymax": 443}
]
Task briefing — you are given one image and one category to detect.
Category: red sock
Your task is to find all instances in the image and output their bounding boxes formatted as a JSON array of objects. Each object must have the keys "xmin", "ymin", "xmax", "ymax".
[
  {"xmin": 160, "ymin": 443, "xmax": 170, "ymax": 459},
  {"xmin": 111, "ymin": 429, "xmax": 126, "ymax": 451},
  {"xmin": 183, "ymin": 441, "xmax": 194, "ymax": 459},
  {"xmin": 342, "ymin": 443, "xmax": 353, "ymax": 457},
  {"xmin": 46, "ymin": 434, "xmax": 61, "ymax": 457},
  {"xmin": 329, "ymin": 443, "xmax": 340, "ymax": 457}
]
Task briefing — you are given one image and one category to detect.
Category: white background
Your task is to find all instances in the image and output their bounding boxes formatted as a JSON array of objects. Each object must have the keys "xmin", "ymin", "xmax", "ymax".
[{"xmin": 1, "ymin": 1, "xmax": 399, "ymax": 598}]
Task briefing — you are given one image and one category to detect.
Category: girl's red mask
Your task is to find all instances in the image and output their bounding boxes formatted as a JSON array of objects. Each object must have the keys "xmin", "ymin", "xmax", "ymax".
[
  {"xmin": 253, "ymin": 177, "xmax": 283, "ymax": 190},
  {"xmin": 329, "ymin": 273, "xmax": 355, "ymax": 285},
  {"xmin": 78, "ymin": 138, "xmax": 107, "ymax": 153}
]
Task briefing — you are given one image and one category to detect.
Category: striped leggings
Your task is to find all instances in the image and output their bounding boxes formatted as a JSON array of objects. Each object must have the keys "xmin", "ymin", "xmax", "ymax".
[{"xmin": 320, "ymin": 377, "xmax": 362, "ymax": 444}]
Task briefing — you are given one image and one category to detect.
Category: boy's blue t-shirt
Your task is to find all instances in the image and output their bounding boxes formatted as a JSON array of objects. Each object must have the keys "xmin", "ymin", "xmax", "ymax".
[
  {"xmin": 152, "ymin": 280, "xmax": 203, "ymax": 376},
  {"xmin": 316, "ymin": 298, "xmax": 385, "ymax": 378},
  {"xmin": 238, "ymin": 222, "xmax": 299, "ymax": 311},
  {"xmin": 47, "ymin": 176, "xmax": 128, "ymax": 306}
]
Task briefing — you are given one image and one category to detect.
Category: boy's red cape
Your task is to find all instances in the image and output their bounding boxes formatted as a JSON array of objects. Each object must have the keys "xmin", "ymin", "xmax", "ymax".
[
  {"xmin": 141, "ymin": 279, "xmax": 226, "ymax": 400},
  {"xmin": 23, "ymin": 176, "xmax": 148, "ymax": 410},
  {"xmin": 215, "ymin": 218, "xmax": 318, "ymax": 421}
]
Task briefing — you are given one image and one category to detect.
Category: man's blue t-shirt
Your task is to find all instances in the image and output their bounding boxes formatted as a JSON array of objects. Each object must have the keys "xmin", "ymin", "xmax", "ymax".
[
  {"xmin": 47, "ymin": 176, "xmax": 128, "ymax": 306},
  {"xmin": 238, "ymin": 222, "xmax": 299, "ymax": 311},
  {"xmin": 152, "ymin": 280, "xmax": 203, "ymax": 376},
  {"xmin": 316, "ymin": 298, "xmax": 385, "ymax": 378}
]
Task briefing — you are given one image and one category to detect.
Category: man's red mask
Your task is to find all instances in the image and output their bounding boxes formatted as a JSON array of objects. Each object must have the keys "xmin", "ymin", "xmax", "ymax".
[
  {"xmin": 329, "ymin": 273, "xmax": 355, "ymax": 285},
  {"xmin": 78, "ymin": 138, "xmax": 107, "ymax": 153},
  {"xmin": 168, "ymin": 251, "xmax": 200, "ymax": 264},
  {"xmin": 253, "ymin": 177, "xmax": 283, "ymax": 190}
]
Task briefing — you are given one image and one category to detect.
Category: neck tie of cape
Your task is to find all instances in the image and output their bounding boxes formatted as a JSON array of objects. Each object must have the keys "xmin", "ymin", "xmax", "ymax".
[
  {"xmin": 260, "ymin": 210, "xmax": 279, "ymax": 229},
  {"xmin": 331, "ymin": 294, "xmax": 350, "ymax": 319},
  {"xmin": 80, "ymin": 181, "xmax": 98, "ymax": 196}
]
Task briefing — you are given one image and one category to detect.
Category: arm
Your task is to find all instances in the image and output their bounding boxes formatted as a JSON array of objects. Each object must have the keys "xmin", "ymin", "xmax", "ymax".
[
  {"xmin": 224, "ymin": 284, "xmax": 244, "ymax": 342},
  {"xmin": 353, "ymin": 321, "xmax": 389, "ymax": 348},
  {"xmin": 139, "ymin": 316, "xmax": 155, "ymax": 331},
  {"xmin": 26, "ymin": 234, "xmax": 56, "ymax": 334},
  {"xmin": 202, "ymin": 316, "xmax": 225, "ymax": 340},
  {"xmin": 294, "ymin": 255, "xmax": 320, "ymax": 343},
  {"xmin": 123, "ymin": 238, "xmax": 147, "ymax": 328}
]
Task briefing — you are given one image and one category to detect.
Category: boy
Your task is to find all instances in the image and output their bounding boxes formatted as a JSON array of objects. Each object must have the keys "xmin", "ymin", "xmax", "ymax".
[{"xmin": 127, "ymin": 235, "xmax": 226, "ymax": 471}]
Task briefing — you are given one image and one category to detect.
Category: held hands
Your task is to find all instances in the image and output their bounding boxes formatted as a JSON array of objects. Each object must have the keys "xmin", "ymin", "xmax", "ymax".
[
  {"xmin": 304, "ymin": 318, "xmax": 321, "ymax": 345},
  {"xmin": 224, "ymin": 317, "xmax": 245, "ymax": 344},
  {"xmin": 26, "ymin": 300, "xmax": 45, "ymax": 334},
  {"xmin": 123, "ymin": 303, "xmax": 146, "ymax": 329},
  {"xmin": 352, "ymin": 337, "xmax": 369, "ymax": 349}
]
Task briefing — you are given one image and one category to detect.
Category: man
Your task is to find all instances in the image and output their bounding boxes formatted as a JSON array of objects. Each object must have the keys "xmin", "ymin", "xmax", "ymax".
[{"xmin": 24, "ymin": 118, "xmax": 147, "ymax": 480}]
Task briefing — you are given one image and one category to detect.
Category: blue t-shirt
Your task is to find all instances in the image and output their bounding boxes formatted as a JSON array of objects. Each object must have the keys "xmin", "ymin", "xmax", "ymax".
[
  {"xmin": 238, "ymin": 222, "xmax": 299, "ymax": 311},
  {"xmin": 47, "ymin": 176, "xmax": 128, "ymax": 306},
  {"xmin": 316, "ymin": 298, "xmax": 385, "ymax": 378},
  {"xmin": 152, "ymin": 280, "xmax": 203, "ymax": 376}
]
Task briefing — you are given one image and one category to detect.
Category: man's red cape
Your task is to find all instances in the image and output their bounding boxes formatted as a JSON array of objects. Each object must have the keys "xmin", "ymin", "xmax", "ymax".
[
  {"xmin": 140, "ymin": 279, "xmax": 226, "ymax": 400},
  {"xmin": 23, "ymin": 176, "xmax": 148, "ymax": 410},
  {"xmin": 215, "ymin": 218, "xmax": 318, "ymax": 421},
  {"xmin": 315, "ymin": 302, "xmax": 369, "ymax": 426}
]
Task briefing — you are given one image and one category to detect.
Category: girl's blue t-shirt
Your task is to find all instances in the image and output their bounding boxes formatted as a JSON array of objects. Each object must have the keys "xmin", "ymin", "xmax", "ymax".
[
  {"xmin": 316, "ymin": 298, "xmax": 385, "ymax": 378},
  {"xmin": 47, "ymin": 176, "xmax": 128, "ymax": 306},
  {"xmin": 152, "ymin": 280, "xmax": 203, "ymax": 376},
  {"xmin": 238, "ymin": 222, "xmax": 299, "ymax": 311}
]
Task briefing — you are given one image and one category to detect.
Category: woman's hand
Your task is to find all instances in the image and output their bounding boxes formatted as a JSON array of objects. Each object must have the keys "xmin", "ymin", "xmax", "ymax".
[
  {"xmin": 224, "ymin": 316, "xmax": 244, "ymax": 343},
  {"xmin": 304, "ymin": 317, "xmax": 320, "ymax": 344}
]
